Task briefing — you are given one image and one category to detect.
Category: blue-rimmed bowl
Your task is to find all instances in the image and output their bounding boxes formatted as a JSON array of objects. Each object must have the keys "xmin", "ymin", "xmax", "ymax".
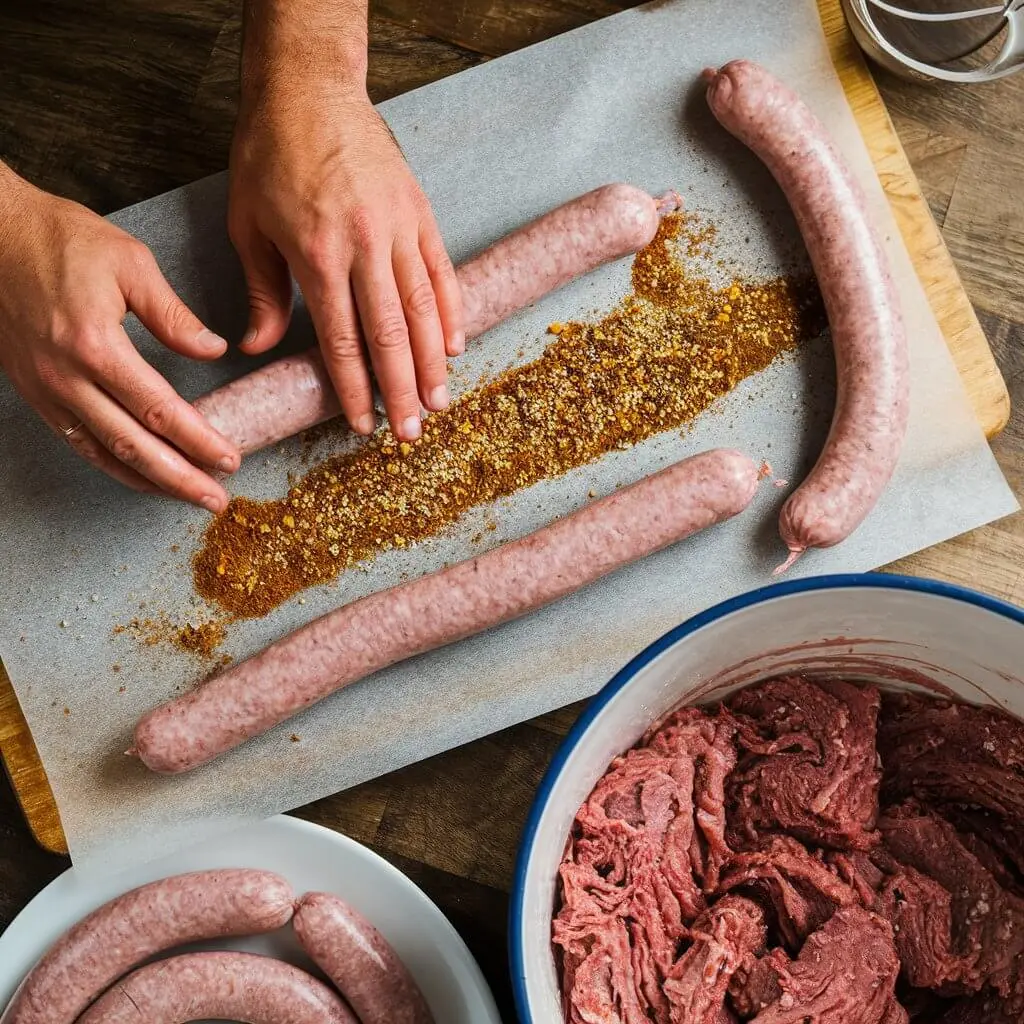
[{"xmin": 510, "ymin": 573, "xmax": 1024, "ymax": 1023}]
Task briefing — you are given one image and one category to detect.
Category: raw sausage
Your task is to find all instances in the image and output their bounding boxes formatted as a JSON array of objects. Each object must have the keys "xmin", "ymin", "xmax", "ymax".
[
  {"xmin": 76, "ymin": 952, "xmax": 356, "ymax": 1024},
  {"xmin": 130, "ymin": 448, "xmax": 759, "ymax": 774},
  {"xmin": 193, "ymin": 184, "xmax": 681, "ymax": 456},
  {"xmin": 1, "ymin": 869, "xmax": 295, "ymax": 1024},
  {"xmin": 131, "ymin": 448, "xmax": 758, "ymax": 773},
  {"xmin": 703, "ymin": 60, "xmax": 909, "ymax": 572},
  {"xmin": 293, "ymin": 892, "xmax": 434, "ymax": 1024}
]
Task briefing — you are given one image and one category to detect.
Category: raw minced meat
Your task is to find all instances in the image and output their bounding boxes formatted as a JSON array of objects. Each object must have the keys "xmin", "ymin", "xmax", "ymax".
[
  {"xmin": 554, "ymin": 677, "xmax": 1024, "ymax": 1022},
  {"xmin": 727, "ymin": 677, "xmax": 882, "ymax": 851}
]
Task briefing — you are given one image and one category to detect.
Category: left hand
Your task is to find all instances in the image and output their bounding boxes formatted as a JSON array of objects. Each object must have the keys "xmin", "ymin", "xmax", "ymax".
[{"xmin": 227, "ymin": 77, "xmax": 464, "ymax": 443}]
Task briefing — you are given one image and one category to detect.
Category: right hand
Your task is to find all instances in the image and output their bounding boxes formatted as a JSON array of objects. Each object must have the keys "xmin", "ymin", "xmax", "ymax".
[
  {"xmin": 0, "ymin": 171, "xmax": 240, "ymax": 512},
  {"xmin": 228, "ymin": 72, "xmax": 464, "ymax": 443}
]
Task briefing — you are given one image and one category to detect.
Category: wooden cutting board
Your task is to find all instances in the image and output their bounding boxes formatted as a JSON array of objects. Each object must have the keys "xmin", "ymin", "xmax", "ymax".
[{"xmin": 0, "ymin": 0, "xmax": 1011, "ymax": 858}]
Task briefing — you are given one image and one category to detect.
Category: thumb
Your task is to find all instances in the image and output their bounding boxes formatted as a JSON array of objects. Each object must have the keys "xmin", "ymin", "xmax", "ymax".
[
  {"xmin": 233, "ymin": 230, "xmax": 293, "ymax": 355},
  {"xmin": 120, "ymin": 244, "xmax": 227, "ymax": 361}
]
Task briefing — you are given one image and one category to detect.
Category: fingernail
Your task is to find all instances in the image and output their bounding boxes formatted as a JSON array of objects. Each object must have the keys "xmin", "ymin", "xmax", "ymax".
[
  {"xmin": 427, "ymin": 384, "xmax": 450, "ymax": 411},
  {"xmin": 400, "ymin": 416, "xmax": 422, "ymax": 441},
  {"xmin": 355, "ymin": 414, "xmax": 376, "ymax": 435},
  {"xmin": 240, "ymin": 328, "xmax": 258, "ymax": 349},
  {"xmin": 196, "ymin": 328, "xmax": 228, "ymax": 352},
  {"xmin": 450, "ymin": 331, "xmax": 466, "ymax": 355},
  {"xmin": 200, "ymin": 495, "xmax": 224, "ymax": 513},
  {"xmin": 217, "ymin": 455, "xmax": 238, "ymax": 474}
]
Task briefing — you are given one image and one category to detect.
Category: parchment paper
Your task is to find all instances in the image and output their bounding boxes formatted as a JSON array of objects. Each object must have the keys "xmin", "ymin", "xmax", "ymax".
[{"xmin": 0, "ymin": 0, "xmax": 1016, "ymax": 871}]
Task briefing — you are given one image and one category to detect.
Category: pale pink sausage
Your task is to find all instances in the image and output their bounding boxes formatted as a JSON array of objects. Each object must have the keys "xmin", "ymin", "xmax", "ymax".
[
  {"xmin": 1, "ymin": 870, "xmax": 295, "ymax": 1024},
  {"xmin": 193, "ymin": 184, "xmax": 681, "ymax": 456},
  {"xmin": 703, "ymin": 60, "xmax": 909, "ymax": 572},
  {"xmin": 76, "ymin": 952, "xmax": 356, "ymax": 1024},
  {"xmin": 293, "ymin": 892, "xmax": 434, "ymax": 1024},
  {"xmin": 131, "ymin": 448, "xmax": 759, "ymax": 774}
]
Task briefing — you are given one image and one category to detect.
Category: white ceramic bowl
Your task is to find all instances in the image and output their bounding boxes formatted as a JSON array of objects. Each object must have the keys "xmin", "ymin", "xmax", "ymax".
[
  {"xmin": 0, "ymin": 815, "xmax": 502, "ymax": 1024},
  {"xmin": 509, "ymin": 573, "xmax": 1024, "ymax": 1023}
]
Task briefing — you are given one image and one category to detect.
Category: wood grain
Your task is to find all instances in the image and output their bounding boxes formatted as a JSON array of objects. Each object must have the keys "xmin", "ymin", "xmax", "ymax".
[
  {"xmin": 0, "ymin": 664, "xmax": 65, "ymax": 854},
  {"xmin": 372, "ymin": 0, "xmax": 625, "ymax": 57}
]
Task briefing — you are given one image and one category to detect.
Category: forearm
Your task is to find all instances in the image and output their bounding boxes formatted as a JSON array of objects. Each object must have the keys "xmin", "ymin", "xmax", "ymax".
[{"xmin": 241, "ymin": 0, "xmax": 369, "ymax": 101}]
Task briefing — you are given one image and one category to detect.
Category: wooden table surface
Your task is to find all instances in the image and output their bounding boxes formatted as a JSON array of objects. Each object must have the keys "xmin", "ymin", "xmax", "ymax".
[{"xmin": 1, "ymin": 2, "xmax": 1022, "ymax": 1019}]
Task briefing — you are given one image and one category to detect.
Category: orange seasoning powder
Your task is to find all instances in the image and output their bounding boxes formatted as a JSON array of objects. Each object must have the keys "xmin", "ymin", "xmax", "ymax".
[
  {"xmin": 113, "ymin": 613, "xmax": 228, "ymax": 662},
  {"xmin": 193, "ymin": 211, "xmax": 825, "ymax": 620}
]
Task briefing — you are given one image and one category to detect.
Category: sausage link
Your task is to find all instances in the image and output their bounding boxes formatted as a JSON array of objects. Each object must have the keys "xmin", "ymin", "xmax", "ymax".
[
  {"xmin": 293, "ymin": 892, "xmax": 435, "ymax": 1024},
  {"xmin": 193, "ymin": 184, "xmax": 681, "ymax": 457},
  {"xmin": 458, "ymin": 182, "xmax": 677, "ymax": 341},
  {"xmin": 1, "ymin": 870, "xmax": 295, "ymax": 1024},
  {"xmin": 76, "ymin": 952, "xmax": 356, "ymax": 1024},
  {"xmin": 131, "ymin": 448, "xmax": 759, "ymax": 774},
  {"xmin": 703, "ymin": 60, "xmax": 909, "ymax": 572}
]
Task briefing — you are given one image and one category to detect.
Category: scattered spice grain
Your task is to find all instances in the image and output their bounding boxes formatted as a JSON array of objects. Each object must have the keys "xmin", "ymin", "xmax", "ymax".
[
  {"xmin": 113, "ymin": 612, "xmax": 228, "ymax": 662},
  {"xmin": 193, "ymin": 211, "xmax": 824, "ymax": 620}
]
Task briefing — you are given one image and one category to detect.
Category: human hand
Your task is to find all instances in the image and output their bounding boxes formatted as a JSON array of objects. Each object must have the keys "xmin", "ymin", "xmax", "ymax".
[
  {"xmin": 228, "ymin": 76, "xmax": 464, "ymax": 443},
  {"xmin": 0, "ymin": 170, "xmax": 240, "ymax": 511}
]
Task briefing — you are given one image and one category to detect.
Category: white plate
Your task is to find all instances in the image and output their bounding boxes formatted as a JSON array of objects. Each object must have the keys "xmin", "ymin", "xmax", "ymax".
[{"xmin": 0, "ymin": 814, "xmax": 502, "ymax": 1023}]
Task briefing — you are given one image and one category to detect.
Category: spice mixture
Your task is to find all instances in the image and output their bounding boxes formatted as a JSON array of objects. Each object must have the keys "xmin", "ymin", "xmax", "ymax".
[
  {"xmin": 193, "ymin": 211, "xmax": 825, "ymax": 620},
  {"xmin": 113, "ymin": 613, "xmax": 229, "ymax": 663}
]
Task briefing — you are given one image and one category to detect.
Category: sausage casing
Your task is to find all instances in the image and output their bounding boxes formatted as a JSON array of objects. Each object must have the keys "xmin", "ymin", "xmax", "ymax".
[
  {"xmin": 1, "ymin": 869, "xmax": 295, "ymax": 1024},
  {"xmin": 704, "ymin": 60, "xmax": 909, "ymax": 571},
  {"xmin": 76, "ymin": 952, "xmax": 356, "ymax": 1024},
  {"xmin": 131, "ymin": 448, "xmax": 759, "ymax": 773},
  {"xmin": 293, "ymin": 892, "xmax": 435, "ymax": 1024}
]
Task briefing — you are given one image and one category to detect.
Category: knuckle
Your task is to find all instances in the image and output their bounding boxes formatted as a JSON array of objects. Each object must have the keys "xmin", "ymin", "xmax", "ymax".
[
  {"xmin": 68, "ymin": 431, "xmax": 102, "ymax": 465},
  {"xmin": 33, "ymin": 356, "xmax": 69, "ymax": 395},
  {"xmin": 139, "ymin": 395, "xmax": 179, "ymax": 435},
  {"xmin": 405, "ymin": 279, "xmax": 437, "ymax": 320},
  {"xmin": 248, "ymin": 285, "xmax": 280, "ymax": 314},
  {"xmin": 348, "ymin": 206, "xmax": 376, "ymax": 252},
  {"xmin": 370, "ymin": 314, "xmax": 410, "ymax": 354},
  {"xmin": 432, "ymin": 249, "xmax": 458, "ymax": 281},
  {"xmin": 301, "ymin": 229, "xmax": 340, "ymax": 276},
  {"xmin": 320, "ymin": 319, "xmax": 363, "ymax": 361},
  {"xmin": 108, "ymin": 431, "xmax": 142, "ymax": 469},
  {"xmin": 159, "ymin": 296, "xmax": 192, "ymax": 335},
  {"xmin": 71, "ymin": 326, "xmax": 109, "ymax": 369},
  {"xmin": 387, "ymin": 390, "xmax": 421, "ymax": 418},
  {"xmin": 122, "ymin": 239, "xmax": 156, "ymax": 275},
  {"xmin": 338, "ymin": 384, "xmax": 373, "ymax": 414}
]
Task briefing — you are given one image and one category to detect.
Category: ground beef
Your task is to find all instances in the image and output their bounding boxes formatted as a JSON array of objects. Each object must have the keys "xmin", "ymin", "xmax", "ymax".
[
  {"xmin": 554, "ymin": 710, "xmax": 738, "ymax": 1023},
  {"xmin": 661, "ymin": 895, "xmax": 766, "ymax": 1023},
  {"xmin": 728, "ymin": 948, "xmax": 791, "ymax": 1017},
  {"xmin": 718, "ymin": 836, "xmax": 860, "ymax": 946},
  {"xmin": 879, "ymin": 692, "xmax": 1024, "ymax": 881},
  {"xmin": 932, "ymin": 990, "xmax": 1020, "ymax": 1023},
  {"xmin": 878, "ymin": 803, "xmax": 1024, "ymax": 995},
  {"xmin": 879, "ymin": 693, "xmax": 1024, "ymax": 819},
  {"xmin": 554, "ymin": 678, "xmax": 1024, "ymax": 1024},
  {"xmin": 727, "ymin": 677, "xmax": 881, "ymax": 852},
  {"xmin": 743, "ymin": 907, "xmax": 903, "ymax": 1024},
  {"xmin": 826, "ymin": 849, "xmax": 886, "ymax": 904},
  {"xmin": 941, "ymin": 806, "xmax": 1024, "ymax": 892}
]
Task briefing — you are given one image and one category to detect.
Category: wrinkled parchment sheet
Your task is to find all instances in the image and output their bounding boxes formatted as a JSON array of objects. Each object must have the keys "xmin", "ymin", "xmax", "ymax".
[{"xmin": 0, "ymin": 0, "xmax": 1016, "ymax": 870}]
